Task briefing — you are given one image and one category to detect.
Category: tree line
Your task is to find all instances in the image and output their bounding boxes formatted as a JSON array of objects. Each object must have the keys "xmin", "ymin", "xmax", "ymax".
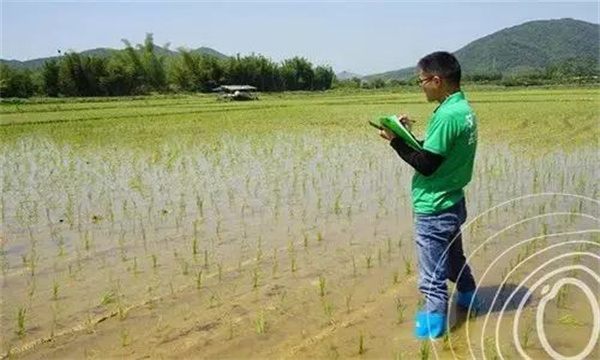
[
  {"xmin": 0, "ymin": 34, "xmax": 335, "ymax": 98},
  {"xmin": 340, "ymin": 56, "xmax": 599, "ymax": 90}
]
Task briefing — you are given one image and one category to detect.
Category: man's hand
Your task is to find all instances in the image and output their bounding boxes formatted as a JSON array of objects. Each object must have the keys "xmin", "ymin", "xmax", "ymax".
[
  {"xmin": 379, "ymin": 128, "xmax": 396, "ymax": 141},
  {"xmin": 398, "ymin": 114, "xmax": 415, "ymax": 132}
]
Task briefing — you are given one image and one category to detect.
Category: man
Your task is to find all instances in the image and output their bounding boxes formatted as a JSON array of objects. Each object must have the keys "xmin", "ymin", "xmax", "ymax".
[{"xmin": 379, "ymin": 51, "xmax": 479, "ymax": 339}]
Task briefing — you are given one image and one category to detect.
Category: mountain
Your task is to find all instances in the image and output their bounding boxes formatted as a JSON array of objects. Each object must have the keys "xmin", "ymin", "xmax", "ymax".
[
  {"xmin": 193, "ymin": 47, "xmax": 227, "ymax": 59},
  {"xmin": 336, "ymin": 71, "xmax": 363, "ymax": 80},
  {"xmin": 456, "ymin": 18, "xmax": 599, "ymax": 74},
  {"xmin": 363, "ymin": 67, "xmax": 415, "ymax": 82},
  {"xmin": 0, "ymin": 48, "xmax": 116, "ymax": 70},
  {"xmin": 365, "ymin": 18, "xmax": 600, "ymax": 81},
  {"xmin": 1, "ymin": 46, "xmax": 227, "ymax": 70}
]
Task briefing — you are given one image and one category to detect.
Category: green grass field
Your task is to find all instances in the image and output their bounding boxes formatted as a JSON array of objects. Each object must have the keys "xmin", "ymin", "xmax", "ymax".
[{"xmin": 1, "ymin": 87, "xmax": 599, "ymax": 359}]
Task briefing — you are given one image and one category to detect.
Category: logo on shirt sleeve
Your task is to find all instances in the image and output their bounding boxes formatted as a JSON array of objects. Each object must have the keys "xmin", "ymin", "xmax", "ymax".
[{"xmin": 466, "ymin": 114, "xmax": 478, "ymax": 145}]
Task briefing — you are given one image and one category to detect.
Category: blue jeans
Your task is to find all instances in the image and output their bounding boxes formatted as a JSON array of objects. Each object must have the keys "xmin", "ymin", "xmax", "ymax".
[{"xmin": 414, "ymin": 197, "xmax": 476, "ymax": 314}]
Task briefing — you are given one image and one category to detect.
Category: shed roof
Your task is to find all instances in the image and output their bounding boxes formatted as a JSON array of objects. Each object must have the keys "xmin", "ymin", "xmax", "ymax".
[{"xmin": 213, "ymin": 85, "xmax": 257, "ymax": 92}]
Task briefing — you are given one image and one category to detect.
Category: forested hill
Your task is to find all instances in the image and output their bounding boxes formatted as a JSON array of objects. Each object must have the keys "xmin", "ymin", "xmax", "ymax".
[
  {"xmin": 1, "ymin": 46, "xmax": 227, "ymax": 70},
  {"xmin": 364, "ymin": 18, "xmax": 600, "ymax": 81}
]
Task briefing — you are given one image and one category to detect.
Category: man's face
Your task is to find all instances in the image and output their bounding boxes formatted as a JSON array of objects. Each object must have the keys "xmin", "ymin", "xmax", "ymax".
[{"xmin": 418, "ymin": 69, "xmax": 442, "ymax": 102}]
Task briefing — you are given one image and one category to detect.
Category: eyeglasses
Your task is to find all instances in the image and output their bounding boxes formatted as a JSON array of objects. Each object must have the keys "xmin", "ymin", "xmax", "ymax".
[{"xmin": 416, "ymin": 76, "xmax": 434, "ymax": 86}]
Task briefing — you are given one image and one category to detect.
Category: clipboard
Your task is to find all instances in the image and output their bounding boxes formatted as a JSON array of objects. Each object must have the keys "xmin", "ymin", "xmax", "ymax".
[{"xmin": 373, "ymin": 115, "xmax": 423, "ymax": 151}]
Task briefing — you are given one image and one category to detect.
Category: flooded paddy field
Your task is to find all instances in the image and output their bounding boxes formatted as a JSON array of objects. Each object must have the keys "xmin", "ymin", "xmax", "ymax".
[{"xmin": 1, "ymin": 87, "xmax": 598, "ymax": 359}]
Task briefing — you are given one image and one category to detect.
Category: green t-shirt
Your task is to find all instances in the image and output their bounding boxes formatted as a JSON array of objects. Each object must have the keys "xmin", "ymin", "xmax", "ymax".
[{"xmin": 412, "ymin": 91, "xmax": 478, "ymax": 214}]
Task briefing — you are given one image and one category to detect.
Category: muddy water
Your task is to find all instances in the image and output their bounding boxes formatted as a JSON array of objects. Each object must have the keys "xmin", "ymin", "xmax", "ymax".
[{"xmin": 1, "ymin": 130, "xmax": 598, "ymax": 359}]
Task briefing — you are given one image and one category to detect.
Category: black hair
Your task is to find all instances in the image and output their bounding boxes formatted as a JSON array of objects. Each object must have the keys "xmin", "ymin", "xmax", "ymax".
[{"xmin": 417, "ymin": 51, "xmax": 461, "ymax": 86}]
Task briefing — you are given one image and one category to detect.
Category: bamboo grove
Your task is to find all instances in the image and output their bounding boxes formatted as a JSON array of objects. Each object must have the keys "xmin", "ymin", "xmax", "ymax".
[{"xmin": 0, "ymin": 34, "xmax": 336, "ymax": 98}]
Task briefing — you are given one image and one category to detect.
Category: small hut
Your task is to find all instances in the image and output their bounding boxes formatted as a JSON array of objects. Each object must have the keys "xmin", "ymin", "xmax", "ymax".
[{"xmin": 214, "ymin": 85, "xmax": 258, "ymax": 101}]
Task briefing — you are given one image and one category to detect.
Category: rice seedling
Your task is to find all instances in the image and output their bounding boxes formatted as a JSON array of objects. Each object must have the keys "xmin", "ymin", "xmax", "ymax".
[
  {"xmin": 252, "ymin": 268, "xmax": 260, "ymax": 290},
  {"xmin": 118, "ymin": 233, "xmax": 127, "ymax": 262},
  {"xmin": 419, "ymin": 341, "xmax": 430, "ymax": 360},
  {"xmin": 484, "ymin": 336, "xmax": 499, "ymax": 360},
  {"xmin": 556, "ymin": 285, "xmax": 568, "ymax": 308},
  {"xmin": 403, "ymin": 256, "xmax": 412, "ymax": 276},
  {"xmin": 395, "ymin": 297, "xmax": 407, "ymax": 324},
  {"xmin": 322, "ymin": 299, "xmax": 334, "ymax": 321},
  {"xmin": 27, "ymin": 279, "xmax": 37, "ymax": 299},
  {"xmin": 147, "ymin": 285, "xmax": 156, "ymax": 308},
  {"xmin": 365, "ymin": 255, "xmax": 373, "ymax": 269},
  {"xmin": 208, "ymin": 292, "xmax": 221, "ymax": 308},
  {"xmin": 0, "ymin": 249, "xmax": 9, "ymax": 276},
  {"xmin": 521, "ymin": 318, "xmax": 535, "ymax": 349},
  {"xmin": 558, "ymin": 313, "xmax": 585, "ymax": 327},
  {"xmin": 333, "ymin": 191, "xmax": 343, "ymax": 215},
  {"xmin": 169, "ymin": 280, "xmax": 176, "ymax": 298},
  {"xmin": 16, "ymin": 307, "xmax": 26, "ymax": 337},
  {"xmin": 196, "ymin": 197, "xmax": 204, "ymax": 217},
  {"xmin": 56, "ymin": 235, "xmax": 65, "ymax": 257},
  {"xmin": 358, "ymin": 330, "xmax": 365, "ymax": 355},
  {"xmin": 500, "ymin": 267, "xmax": 509, "ymax": 282},
  {"xmin": 24, "ymin": 252, "xmax": 37, "ymax": 277},
  {"xmin": 84, "ymin": 310, "xmax": 95, "ymax": 334},
  {"xmin": 100, "ymin": 291, "xmax": 117, "ymax": 307},
  {"xmin": 442, "ymin": 331, "xmax": 451, "ymax": 350},
  {"xmin": 196, "ymin": 270, "xmax": 203, "ymax": 290},
  {"xmin": 271, "ymin": 250, "xmax": 279, "ymax": 277},
  {"xmin": 120, "ymin": 328, "xmax": 130, "ymax": 347},
  {"xmin": 218, "ymin": 262, "xmax": 223, "ymax": 282},
  {"xmin": 49, "ymin": 305, "xmax": 58, "ymax": 340},
  {"xmin": 345, "ymin": 293, "xmax": 353, "ymax": 313},
  {"xmin": 216, "ymin": 220, "xmax": 223, "ymax": 239},
  {"xmin": 256, "ymin": 240, "xmax": 263, "ymax": 263},
  {"xmin": 181, "ymin": 259, "xmax": 189, "ymax": 276},
  {"xmin": 84, "ymin": 230, "xmax": 92, "ymax": 252},
  {"xmin": 227, "ymin": 318, "xmax": 235, "ymax": 340},
  {"xmin": 392, "ymin": 270, "xmax": 400, "ymax": 285},
  {"xmin": 68, "ymin": 263, "xmax": 74, "ymax": 279},
  {"xmin": 255, "ymin": 310, "xmax": 266, "ymax": 334},
  {"xmin": 52, "ymin": 279, "xmax": 59, "ymax": 301},
  {"xmin": 117, "ymin": 302, "xmax": 130, "ymax": 321},
  {"xmin": 151, "ymin": 253, "xmax": 158, "ymax": 271},
  {"xmin": 318, "ymin": 275, "xmax": 326, "ymax": 297},
  {"xmin": 395, "ymin": 350, "xmax": 403, "ymax": 360},
  {"xmin": 192, "ymin": 237, "xmax": 198, "ymax": 257}
]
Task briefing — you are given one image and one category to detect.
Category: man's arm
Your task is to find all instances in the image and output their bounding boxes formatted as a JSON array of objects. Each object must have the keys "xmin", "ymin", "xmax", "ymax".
[{"xmin": 389, "ymin": 137, "xmax": 444, "ymax": 176}]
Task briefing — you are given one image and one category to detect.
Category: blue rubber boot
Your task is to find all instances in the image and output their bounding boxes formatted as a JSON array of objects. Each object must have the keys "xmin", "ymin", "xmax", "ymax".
[
  {"xmin": 414, "ymin": 311, "xmax": 446, "ymax": 339},
  {"xmin": 456, "ymin": 291, "xmax": 482, "ymax": 312}
]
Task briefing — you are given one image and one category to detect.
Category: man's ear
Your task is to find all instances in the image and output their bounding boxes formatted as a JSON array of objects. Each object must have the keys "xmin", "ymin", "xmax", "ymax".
[{"xmin": 433, "ymin": 75, "xmax": 442, "ymax": 86}]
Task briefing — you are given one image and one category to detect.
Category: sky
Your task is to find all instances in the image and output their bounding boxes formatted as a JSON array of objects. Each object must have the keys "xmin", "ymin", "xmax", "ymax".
[{"xmin": 1, "ymin": 1, "xmax": 599, "ymax": 75}]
